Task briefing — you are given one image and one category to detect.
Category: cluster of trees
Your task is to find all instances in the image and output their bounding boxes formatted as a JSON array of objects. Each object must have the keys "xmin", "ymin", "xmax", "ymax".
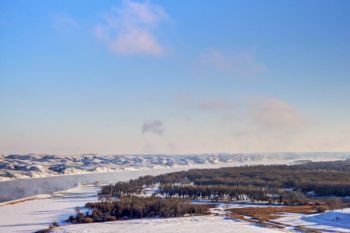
[
  {"xmin": 68, "ymin": 197, "xmax": 210, "ymax": 224},
  {"xmin": 100, "ymin": 179, "xmax": 144, "ymax": 198},
  {"xmin": 100, "ymin": 160, "xmax": 350, "ymax": 198},
  {"xmin": 159, "ymin": 185, "xmax": 308, "ymax": 205},
  {"xmin": 297, "ymin": 182, "xmax": 350, "ymax": 196}
]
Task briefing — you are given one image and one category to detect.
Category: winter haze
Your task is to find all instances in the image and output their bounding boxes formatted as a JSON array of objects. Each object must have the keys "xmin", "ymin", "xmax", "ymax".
[{"xmin": 1, "ymin": 0, "xmax": 350, "ymax": 155}]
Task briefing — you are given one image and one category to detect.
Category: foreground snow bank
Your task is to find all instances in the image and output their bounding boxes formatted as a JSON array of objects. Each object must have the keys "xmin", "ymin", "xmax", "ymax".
[
  {"xmin": 275, "ymin": 208, "xmax": 350, "ymax": 233},
  {"xmin": 303, "ymin": 209, "xmax": 350, "ymax": 230},
  {"xmin": 52, "ymin": 216, "xmax": 284, "ymax": 233},
  {"xmin": 0, "ymin": 185, "xmax": 99, "ymax": 233}
]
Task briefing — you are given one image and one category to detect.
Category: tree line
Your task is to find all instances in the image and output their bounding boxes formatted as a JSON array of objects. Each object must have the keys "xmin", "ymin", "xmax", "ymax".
[
  {"xmin": 159, "ymin": 184, "xmax": 308, "ymax": 205},
  {"xmin": 101, "ymin": 160, "xmax": 350, "ymax": 198},
  {"xmin": 68, "ymin": 196, "xmax": 210, "ymax": 224}
]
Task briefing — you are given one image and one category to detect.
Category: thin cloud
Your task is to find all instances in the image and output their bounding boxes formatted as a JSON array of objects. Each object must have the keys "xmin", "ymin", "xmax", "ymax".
[
  {"xmin": 225, "ymin": 97, "xmax": 309, "ymax": 152},
  {"xmin": 198, "ymin": 48, "xmax": 267, "ymax": 77},
  {"xmin": 197, "ymin": 99, "xmax": 235, "ymax": 111},
  {"xmin": 176, "ymin": 94, "xmax": 309, "ymax": 152},
  {"xmin": 53, "ymin": 14, "xmax": 79, "ymax": 30},
  {"xmin": 94, "ymin": 0, "xmax": 167, "ymax": 56},
  {"xmin": 250, "ymin": 98, "xmax": 306, "ymax": 130},
  {"xmin": 176, "ymin": 94, "xmax": 235, "ymax": 113},
  {"xmin": 142, "ymin": 119, "xmax": 164, "ymax": 135},
  {"xmin": 177, "ymin": 94, "xmax": 304, "ymax": 130}
]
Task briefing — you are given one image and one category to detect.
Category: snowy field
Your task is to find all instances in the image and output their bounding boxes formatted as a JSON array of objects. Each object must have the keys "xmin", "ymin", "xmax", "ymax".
[
  {"xmin": 52, "ymin": 206, "xmax": 350, "ymax": 233},
  {"xmin": 52, "ymin": 216, "xmax": 285, "ymax": 233},
  {"xmin": 0, "ymin": 185, "xmax": 99, "ymax": 233}
]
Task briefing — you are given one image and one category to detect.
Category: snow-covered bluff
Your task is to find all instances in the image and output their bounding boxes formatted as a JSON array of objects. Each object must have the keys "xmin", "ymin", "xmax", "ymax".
[{"xmin": 1, "ymin": 152, "xmax": 349, "ymax": 181}]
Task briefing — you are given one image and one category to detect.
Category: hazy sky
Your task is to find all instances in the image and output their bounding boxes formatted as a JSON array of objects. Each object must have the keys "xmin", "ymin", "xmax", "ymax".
[{"xmin": 1, "ymin": 0, "xmax": 349, "ymax": 154}]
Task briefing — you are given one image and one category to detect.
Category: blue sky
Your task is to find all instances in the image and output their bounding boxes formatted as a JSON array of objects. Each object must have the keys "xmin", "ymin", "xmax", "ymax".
[{"xmin": 0, "ymin": 0, "xmax": 349, "ymax": 154}]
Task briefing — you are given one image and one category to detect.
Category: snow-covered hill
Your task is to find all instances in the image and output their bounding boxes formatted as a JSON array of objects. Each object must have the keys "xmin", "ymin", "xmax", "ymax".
[{"xmin": 1, "ymin": 152, "xmax": 349, "ymax": 181}]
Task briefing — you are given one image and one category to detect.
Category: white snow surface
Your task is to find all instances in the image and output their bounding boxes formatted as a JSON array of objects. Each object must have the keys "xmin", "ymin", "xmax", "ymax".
[
  {"xmin": 304, "ymin": 209, "xmax": 350, "ymax": 229},
  {"xmin": 52, "ymin": 216, "xmax": 284, "ymax": 233},
  {"xmin": 275, "ymin": 208, "xmax": 350, "ymax": 232},
  {"xmin": 0, "ymin": 185, "xmax": 99, "ymax": 233}
]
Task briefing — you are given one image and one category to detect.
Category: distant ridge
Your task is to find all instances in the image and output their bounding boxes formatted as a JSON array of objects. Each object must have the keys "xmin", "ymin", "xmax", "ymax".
[{"xmin": 1, "ymin": 152, "xmax": 350, "ymax": 181}]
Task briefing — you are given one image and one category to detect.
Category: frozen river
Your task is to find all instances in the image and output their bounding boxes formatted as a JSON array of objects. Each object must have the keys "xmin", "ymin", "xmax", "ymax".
[{"xmin": 0, "ymin": 167, "xmax": 185, "ymax": 202}]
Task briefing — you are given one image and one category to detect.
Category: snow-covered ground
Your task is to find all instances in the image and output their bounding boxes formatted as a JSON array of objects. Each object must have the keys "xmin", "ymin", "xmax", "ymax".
[
  {"xmin": 52, "ymin": 216, "xmax": 285, "ymax": 233},
  {"xmin": 1, "ymin": 183, "xmax": 350, "ymax": 233},
  {"xmin": 0, "ymin": 185, "xmax": 99, "ymax": 233},
  {"xmin": 0, "ymin": 184, "xmax": 286, "ymax": 233},
  {"xmin": 1, "ymin": 152, "xmax": 349, "ymax": 181},
  {"xmin": 275, "ymin": 208, "xmax": 350, "ymax": 232}
]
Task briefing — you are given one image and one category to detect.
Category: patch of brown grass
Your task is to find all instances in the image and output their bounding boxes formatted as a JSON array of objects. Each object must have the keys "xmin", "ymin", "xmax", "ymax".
[{"xmin": 230, "ymin": 205, "xmax": 328, "ymax": 222}]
